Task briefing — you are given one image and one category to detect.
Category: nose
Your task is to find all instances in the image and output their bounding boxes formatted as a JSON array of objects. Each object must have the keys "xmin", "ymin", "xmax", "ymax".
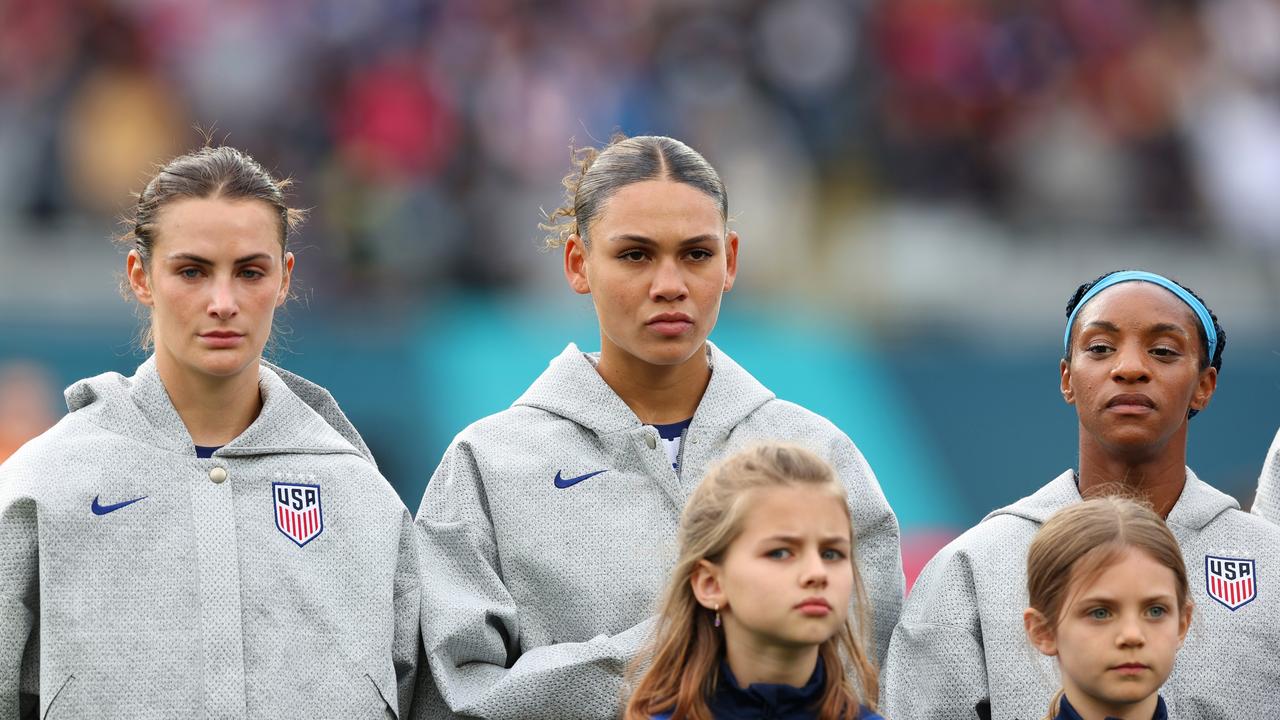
[
  {"xmin": 1111, "ymin": 343, "xmax": 1150, "ymax": 384},
  {"xmin": 207, "ymin": 275, "xmax": 239, "ymax": 320},
  {"xmin": 799, "ymin": 549, "xmax": 829, "ymax": 589},
  {"xmin": 649, "ymin": 257, "xmax": 688, "ymax": 303},
  {"xmin": 1116, "ymin": 613, "xmax": 1146, "ymax": 649}
]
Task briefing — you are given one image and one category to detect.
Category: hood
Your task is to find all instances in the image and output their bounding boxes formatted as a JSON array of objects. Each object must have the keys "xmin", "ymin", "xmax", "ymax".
[
  {"xmin": 513, "ymin": 340, "xmax": 775, "ymax": 437},
  {"xmin": 983, "ymin": 468, "xmax": 1239, "ymax": 532},
  {"xmin": 64, "ymin": 357, "xmax": 374, "ymax": 464}
]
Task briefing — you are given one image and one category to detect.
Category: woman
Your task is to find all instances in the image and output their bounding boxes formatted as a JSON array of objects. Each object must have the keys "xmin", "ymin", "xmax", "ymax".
[
  {"xmin": 413, "ymin": 135, "xmax": 902, "ymax": 719},
  {"xmin": 880, "ymin": 270, "xmax": 1280, "ymax": 719},
  {"xmin": 0, "ymin": 146, "xmax": 419, "ymax": 718}
]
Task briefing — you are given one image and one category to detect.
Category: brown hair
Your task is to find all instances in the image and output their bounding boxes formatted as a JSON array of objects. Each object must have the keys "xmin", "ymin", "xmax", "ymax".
[
  {"xmin": 118, "ymin": 145, "xmax": 306, "ymax": 348},
  {"xmin": 1026, "ymin": 497, "xmax": 1191, "ymax": 719},
  {"xmin": 541, "ymin": 133, "xmax": 728, "ymax": 249},
  {"xmin": 624, "ymin": 444, "xmax": 878, "ymax": 720}
]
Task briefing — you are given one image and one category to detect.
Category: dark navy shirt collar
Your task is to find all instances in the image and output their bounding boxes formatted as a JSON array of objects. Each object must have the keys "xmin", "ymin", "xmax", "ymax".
[
  {"xmin": 1056, "ymin": 694, "xmax": 1168, "ymax": 720},
  {"xmin": 709, "ymin": 655, "xmax": 825, "ymax": 719}
]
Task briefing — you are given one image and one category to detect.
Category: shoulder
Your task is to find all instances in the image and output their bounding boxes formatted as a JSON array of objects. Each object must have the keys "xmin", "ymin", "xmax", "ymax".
[
  {"xmin": 0, "ymin": 412, "xmax": 115, "ymax": 484},
  {"xmin": 905, "ymin": 514, "xmax": 1037, "ymax": 604},
  {"xmin": 445, "ymin": 404, "xmax": 579, "ymax": 458},
  {"xmin": 1207, "ymin": 506, "xmax": 1280, "ymax": 544},
  {"xmin": 732, "ymin": 399, "xmax": 860, "ymax": 460},
  {"xmin": 857, "ymin": 708, "xmax": 887, "ymax": 720}
]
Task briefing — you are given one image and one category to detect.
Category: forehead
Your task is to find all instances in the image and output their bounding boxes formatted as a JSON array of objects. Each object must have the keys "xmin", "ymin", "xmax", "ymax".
[
  {"xmin": 153, "ymin": 197, "xmax": 282, "ymax": 252},
  {"xmin": 738, "ymin": 486, "xmax": 850, "ymax": 538},
  {"xmin": 590, "ymin": 179, "xmax": 724, "ymax": 240},
  {"xmin": 1075, "ymin": 282, "xmax": 1199, "ymax": 336},
  {"xmin": 1071, "ymin": 547, "xmax": 1181, "ymax": 600}
]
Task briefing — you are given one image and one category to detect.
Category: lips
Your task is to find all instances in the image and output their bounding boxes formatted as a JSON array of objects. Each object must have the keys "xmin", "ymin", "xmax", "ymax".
[
  {"xmin": 198, "ymin": 330, "xmax": 246, "ymax": 348},
  {"xmin": 1110, "ymin": 662, "xmax": 1150, "ymax": 675},
  {"xmin": 646, "ymin": 312, "xmax": 694, "ymax": 337},
  {"xmin": 794, "ymin": 597, "xmax": 833, "ymax": 616},
  {"xmin": 1106, "ymin": 393, "xmax": 1156, "ymax": 410}
]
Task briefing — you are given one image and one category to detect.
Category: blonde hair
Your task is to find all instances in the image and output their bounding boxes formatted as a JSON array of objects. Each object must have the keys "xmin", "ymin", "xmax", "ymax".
[
  {"xmin": 1026, "ymin": 497, "xmax": 1190, "ymax": 720},
  {"xmin": 624, "ymin": 444, "xmax": 878, "ymax": 720}
]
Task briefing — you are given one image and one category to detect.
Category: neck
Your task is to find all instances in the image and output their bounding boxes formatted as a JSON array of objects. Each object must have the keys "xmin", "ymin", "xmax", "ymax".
[
  {"xmin": 156, "ymin": 353, "xmax": 263, "ymax": 447},
  {"xmin": 594, "ymin": 341, "xmax": 711, "ymax": 425},
  {"xmin": 1077, "ymin": 427, "xmax": 1188, "ymax": 518},
  {"xmin": 722, "ymin": 635, "xmax": 819, "ymax": 688},
  {"xmin": 1062, "ymin": 688, "xmax": 1159, "ymax": 720}
]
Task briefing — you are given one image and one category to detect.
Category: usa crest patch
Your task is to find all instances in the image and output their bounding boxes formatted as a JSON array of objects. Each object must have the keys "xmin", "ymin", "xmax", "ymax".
[
  {"xmin": 1205, "ymin": 555, "xmax": 1257, "ymax": 611},
  {"xmin": 273, "ymin": 482, "xmax": 323, "ymax": 547}
]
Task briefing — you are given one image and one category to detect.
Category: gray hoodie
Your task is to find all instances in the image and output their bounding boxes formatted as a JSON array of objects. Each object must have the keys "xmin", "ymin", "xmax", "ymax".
[
  {"xmin": 0, "ymin": 358, "xmax": 419, "ymax": 720},
  {"xmin": 881, "ymin": 469, "xmax": 1280, "ymax": 720},
  {"xmin": 413, "ymin": 342, "xmax": 903, "ymax": 720},
  {"xmin": 1254, "ymin": 426, "xmax": 1280, "ymax": 523}
]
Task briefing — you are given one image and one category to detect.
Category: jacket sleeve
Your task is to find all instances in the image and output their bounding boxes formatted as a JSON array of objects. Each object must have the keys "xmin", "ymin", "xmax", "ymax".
[
  {"xmin": 1253, "ymin": 426, "xmax": 1280, "ymax": 523},
  {"xmin": 392, "ymin": 507, "xmax": 423, "ymax": 718},
  {"xmin": 826, "ymin": 431, "xmax": 904, "ymax": 667},
  {"xmin": 878, "ymin": 545, "xmax": 989, "ymax": 720},
  {"xmin": 0, "ymin": 470, "xmax": 39, "ymax": 718},
  {"xmin": 413, "ymin": 442, "xmax": 653, "ymax": 720}
]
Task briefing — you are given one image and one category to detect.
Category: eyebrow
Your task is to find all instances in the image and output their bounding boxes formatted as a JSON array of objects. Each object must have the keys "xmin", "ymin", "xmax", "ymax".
[
  {"xmin": 165, "ymin": 252, "xmax": 274, "ymax": 266},
  {"xmin": 1076, "ymin": 593, "xmax": 1176, "ymax": 605},
  {"xmin": 759, "ymin": 534, "xmax": 851, "ymax": 545},
  {"xmin": 607, "ymin": 233, "xmax": 720, "ymax": 247},
  {"xmin": 1082, "ymin": 320, "xmax": 1189, "ymax": 337}
]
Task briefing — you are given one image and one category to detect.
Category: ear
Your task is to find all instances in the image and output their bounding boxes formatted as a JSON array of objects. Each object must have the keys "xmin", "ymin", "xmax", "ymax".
[
  {"xmin": 1060, "ymin": 358, "xmax": 1075, "ymax": 406},
  {"xmin": 1024, "ymin": 607, "xmax": 1059, "ymax": 657},
  {"xmin": 690, "ymin": 559, "xmax": 726, "ymax": 611},
  {"xmin": 127, "ymin": 250, "xmax": 154, "ymax": 307},
  {"xmin": 276, "ymin": 251, "xmax": 295, "ymax": 307},
  {"xmin": 564, "ymin": 234, "xmax": 591, "ymax": 295},
  {"xmin": 1189, "ymin": 366, "xmax": 1217, "ymax": 412},
  {"xmin": 722, "ymin": 231, "xmax": 739, "ymax": 293},
  {"xmin": 1177, "ymin": 600, "xmax": 1193, "ymax": 646}
]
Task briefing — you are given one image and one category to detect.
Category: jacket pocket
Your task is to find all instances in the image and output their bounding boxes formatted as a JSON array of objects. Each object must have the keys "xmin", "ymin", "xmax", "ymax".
[{"xmin": 41, "ymin": 674, "xmax": 74, "ymax": 719}]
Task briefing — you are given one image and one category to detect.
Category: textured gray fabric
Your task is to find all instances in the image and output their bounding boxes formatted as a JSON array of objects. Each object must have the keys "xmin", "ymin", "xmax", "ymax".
[
  {"xmin": 1254, "ymin": 426, "xmax": 1280, "ymax": 522},
  {"xmin": 414, "ymin": 342, "xmax": 903, "ymax": 720},
  {"xmin": 881, "ymin": 469, "xmax": 1280, "ymax": 720},
  {"xmin": 0, "ymin": 357, "xmax": 419, "ymax": 719}
]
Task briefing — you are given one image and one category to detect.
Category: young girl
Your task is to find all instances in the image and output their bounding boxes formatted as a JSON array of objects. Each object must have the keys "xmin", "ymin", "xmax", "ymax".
[
  {"xmin": 1024, "ymin": 497, "xmax": 1192, "ymax": 720},
  {"xmin": 625, "ymin": 443, "xmax": 882, "ymax": 720},
  {"xmin": 413, "ymin": 135, "xmax": 901, "ymax": 719},
  {"xmin": 0, "ymin": 146, "xmax": 418, "ymax": 718}
]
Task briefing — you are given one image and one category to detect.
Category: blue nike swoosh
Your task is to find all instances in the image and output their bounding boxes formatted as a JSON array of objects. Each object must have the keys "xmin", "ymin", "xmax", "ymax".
[
  {"xmin": 554, "ymin": 469, "xmax": 607, "ymax": 489},
  {"xmin": 91, "ymin": 495, "xmax": 148, "ymax": 516}
]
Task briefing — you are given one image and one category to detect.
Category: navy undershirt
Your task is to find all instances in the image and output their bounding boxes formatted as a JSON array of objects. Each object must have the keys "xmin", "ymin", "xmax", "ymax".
[
  {"xmin": 651, "ymin": 418, "xmax": 692, "ymax": 471},
  {"xmin": 195, "ymin": 445, "xmax": 222, "ymax": 459}
]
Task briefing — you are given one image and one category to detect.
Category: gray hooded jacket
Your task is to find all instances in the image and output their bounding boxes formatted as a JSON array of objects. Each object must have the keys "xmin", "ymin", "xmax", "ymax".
[
  {"xmin": 0, "ymin": 358, "xmax": 419, "ymax": 720},
  {"xmin": 1254, "ymin": 426, "xmax": 1280, "ymax": 523},
  {"xmin": 413, "ymin": 342, "xmax": 903, "ymax": 720},
  {"xmin": 881, "ymin": 469, "xmax": 1280, "ymax": 720}
]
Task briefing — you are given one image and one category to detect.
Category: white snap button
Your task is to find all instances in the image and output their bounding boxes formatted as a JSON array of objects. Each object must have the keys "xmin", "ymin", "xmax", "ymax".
[
  {"xmin": 209, "ymin": 467, "xmax": 228, "ymax": 484},
  {"xmin": 645, "ymin": 434, "xmax": 657, "ymax": 450}
]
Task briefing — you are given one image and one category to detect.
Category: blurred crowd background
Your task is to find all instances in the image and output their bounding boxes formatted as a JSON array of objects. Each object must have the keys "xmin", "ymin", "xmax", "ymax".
[{"xmin": 4, "ymin": 0, "xmax": 1280, "ymax": 583}]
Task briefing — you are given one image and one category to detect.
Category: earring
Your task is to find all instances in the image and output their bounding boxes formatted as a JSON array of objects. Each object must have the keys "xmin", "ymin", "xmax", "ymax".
[{"xmin": 714, "ymin": 604, "xmax": 721, "ymax": 628}]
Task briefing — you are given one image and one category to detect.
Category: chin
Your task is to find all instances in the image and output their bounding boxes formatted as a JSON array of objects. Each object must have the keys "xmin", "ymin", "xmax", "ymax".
[
  {"xmin": 192, "ymin": 351, "xmax": 259, "ymax": 379},
  {"xmin": 638, "ymin": 338, "xmax": 707, "ymax": 366}
]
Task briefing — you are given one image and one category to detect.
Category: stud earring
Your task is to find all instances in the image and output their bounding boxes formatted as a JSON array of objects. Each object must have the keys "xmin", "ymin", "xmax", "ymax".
[{"xmin": 714, "ymin": 604, "xmax": 721, "ymax": 628}]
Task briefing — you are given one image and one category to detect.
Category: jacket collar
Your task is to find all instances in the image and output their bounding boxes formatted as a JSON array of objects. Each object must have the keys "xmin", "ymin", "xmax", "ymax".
[
  {"xmin": 513, "ymin": 340, "xmax": 774, "ymax": 437},
  {"xmin": 985, "ymin": 467, "xmax": 1237, "ymax": 531},
  {"xmin": 65, "ymin": 356, "xmax": 370, "ymax": 460},
  {"xmin": 1056, "ymin": 693, "xmax": 1168, "ymax": 720}
]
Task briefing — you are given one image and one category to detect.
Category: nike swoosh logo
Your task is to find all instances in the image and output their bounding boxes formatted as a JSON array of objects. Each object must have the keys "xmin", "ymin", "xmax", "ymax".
[
  {"xmin": 553, "ymin": 470, "xmax": 607, "ymax": 489},
  {"xmin": 91, "ymin": 495, "xmax": 148, "ymax": 516}
]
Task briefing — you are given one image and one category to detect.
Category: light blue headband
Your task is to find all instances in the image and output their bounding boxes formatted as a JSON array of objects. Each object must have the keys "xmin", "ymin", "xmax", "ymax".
[{"xmin": 1063, "ymin": 270, "xmax": 1217, "ymax": 357}]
